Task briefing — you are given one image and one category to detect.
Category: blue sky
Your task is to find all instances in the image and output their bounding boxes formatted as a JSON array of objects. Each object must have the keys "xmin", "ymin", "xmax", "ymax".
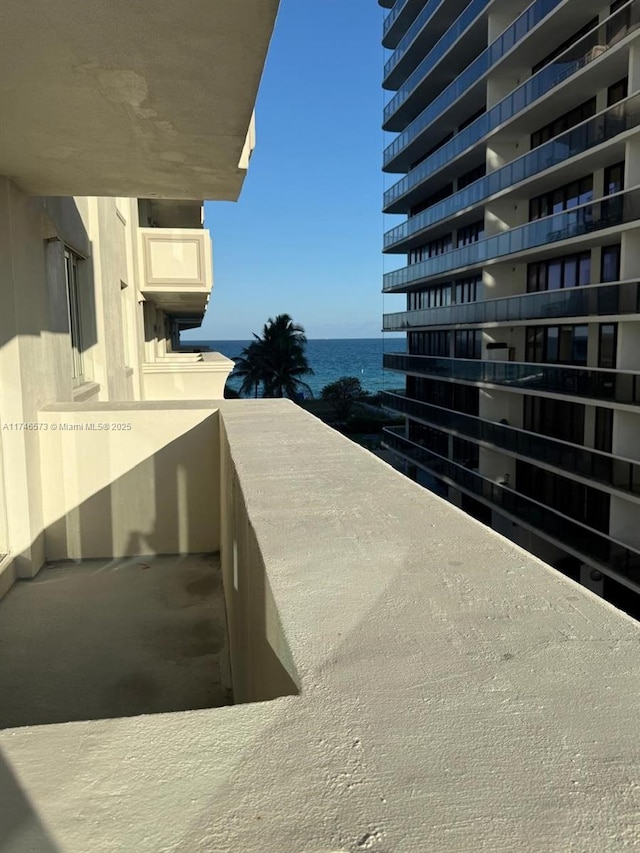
[{"xmin": 186, "ymin": 0, "xmax": 405, "ymax": 341}]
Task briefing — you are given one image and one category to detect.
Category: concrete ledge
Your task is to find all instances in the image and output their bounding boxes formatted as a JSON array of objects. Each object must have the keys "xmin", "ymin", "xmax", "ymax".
[
  {"xmin": 141, "ymin": 355, "xmax": 233, "ymax": 401},
  {"xmin": 0, "ymin": 555, "xmax": 16, "ymax": 602},
  {"xmin": 1, "ymin": 400, "xmax": 639, "ymax": 852}
]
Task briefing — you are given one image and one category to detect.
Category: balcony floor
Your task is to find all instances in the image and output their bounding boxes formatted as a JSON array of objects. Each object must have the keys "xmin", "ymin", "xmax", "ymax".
[{"xmin": 0, "ymin": 553, "xmax": 231, "ymax": 729}]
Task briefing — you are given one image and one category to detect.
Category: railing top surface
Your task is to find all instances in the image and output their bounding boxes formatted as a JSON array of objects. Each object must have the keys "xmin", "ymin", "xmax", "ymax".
[{"xmin": 2, "ymin": 400, "xmax": 639, "ymax": 852}]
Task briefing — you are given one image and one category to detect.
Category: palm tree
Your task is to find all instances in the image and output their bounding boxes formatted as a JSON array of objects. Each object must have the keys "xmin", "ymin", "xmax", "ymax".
[
  {"xmin": 232, "ymin": 314, "xmax": 314, "ymax": 400},
  {"xmin": 232, "ymin": 340, "xmax": 265, "ymax": 398}
]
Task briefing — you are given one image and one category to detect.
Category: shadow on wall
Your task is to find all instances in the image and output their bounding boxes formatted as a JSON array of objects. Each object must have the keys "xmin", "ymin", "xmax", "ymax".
[
  {"xmin": 219, "ymin": 424, "xmax": 300, "ymax": 705},
  {"xmin": 0, "ymin": 409, "xmax": 300, "ymax": 724},
  {"xmin": 43, "ymin": 417, "xmax": 220, "ymax": 561},
  {"xmin": 0, "ymin": 190, "xmax": 98, "ymax": 351},
  {"xmin": 0, "ymin": 752, "xmax": 60, "ymax": 852}
]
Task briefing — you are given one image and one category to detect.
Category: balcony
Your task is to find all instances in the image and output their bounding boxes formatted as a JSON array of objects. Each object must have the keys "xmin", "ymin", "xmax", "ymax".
[
  {"xmin": 0, "ymin": 1, "xmax": 278, "ymax": 198},
  {"xmin": 383, "ymin": 280, "xmax": 640, "ymax": 330},
  {"xmin": 382, "ymin": 426, "xmax": 640, "ymax": 586},
  {"xmin": 383, "ymin": 0, "xmax": 639, "ymax": 189},
  {"xmin": 139, "ymin": 227, "xmax": 213, "ymax": 316},
  {"xmin": 383, "ymin": 188, "xmax": 639, "ymax": 291},
  {"xmin": 384, "ymin": 351, "xmax": 640, "ymax": 406},
  {"xmin": 383, "ymin": 0, "xmax": 491, "ymax": 130},
  {"xmin": 0, "ymin": 400, "xmax": 638, "ymax": 850},
  {"xmin": 384, "ymin": 94, "xmax": 640, "ymax": 230},
  {"xmin": 383, "ymin": 0, "xmax": 428, "ymax": 49},
  {"xmin": 383, "ymin": 391, "xmax": 640, "ymax": 498},
  {"xmin": 383, "ymin": 0, "xmax": 476, "ymax": 90}
]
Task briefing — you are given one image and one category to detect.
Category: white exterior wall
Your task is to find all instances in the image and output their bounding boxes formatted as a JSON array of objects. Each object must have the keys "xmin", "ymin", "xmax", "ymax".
[{"xmin": 0, "ymin": 177, "xmax": 216, "ymax": 591}]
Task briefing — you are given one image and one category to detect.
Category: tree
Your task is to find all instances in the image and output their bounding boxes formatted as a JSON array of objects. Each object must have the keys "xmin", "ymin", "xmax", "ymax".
[
  {"xmin": 321, "ymin": 376, "xmax": 367, "ymax": 421},
  {"xmin": 232, "ymin": 341, "xmax": 265, "ymax": 398},
  {"xmin": 232, "ymin": 314, "xmax": 314, "ymax": 400}
]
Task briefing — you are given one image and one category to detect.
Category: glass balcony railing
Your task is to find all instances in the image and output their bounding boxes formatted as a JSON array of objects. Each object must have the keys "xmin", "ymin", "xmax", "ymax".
[
  {"xmin": 383, "ymin": 0, "xmax": 490, "ymax": 126},
  {"xmin": 383, "ymin": 392, "xmax": 640, "ymax": 497},
  {"xmin": 383, "ymin": 353, "xmax": 640, "ymax": 406},
  {"xmin": 383, "ymin": 281, "xmax": 640, "ymax": 331},
  {"xmin": 383, "ymin": 188, "xmax": 640, "ymax": 291},
  {"xmin": 383, "ymin": 0, "xmax": 410, "ymax": 39},
  {"xmin": 384, "ymin": 95, "xmax": 640, "ymax": 241},
  {"xmin": 384, "ymin": 0, "xmax": 447, "ymax": 78},
  {"xmin": 383, "ymin": 0, "xmax": 565, "ymax": 169},
  {"xmin": 383, "ymin": 0, "xmax": 639, "ymax": 181},
  {"xmin": 382, "ymin": 427, "xmax": 640, "ymax": 578}
]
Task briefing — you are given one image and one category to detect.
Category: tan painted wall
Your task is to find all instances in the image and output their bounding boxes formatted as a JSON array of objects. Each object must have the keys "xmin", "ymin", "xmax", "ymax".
[
  {"xmin": 142, "ymin": 356, "xmax": 234, "ymax": 401},
  {"xmin": 38, "ymin": 405, "xmax": 221, "ymax": 561},
  {"xmin": 219, "ymin": 413, "xmax": 299, "ymax": 703},
  {"xmin": 0, "ymin": 178, "xmax": 165, "ymax": 585}
]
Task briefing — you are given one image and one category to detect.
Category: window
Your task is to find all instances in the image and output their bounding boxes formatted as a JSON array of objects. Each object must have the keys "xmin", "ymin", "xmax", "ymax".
[
  {"xmin": 409, "ymin": 331, "xmax": 451, "ymax": 357},
  {"xmin": 527, "ymin": 252, "xmax": 590, "ymax": 292},
  {"xmin": 604, "ymin": 162, "xmax": 625, "ymax": 195},
  {"xmin": 525, "ymin": 325, "xmax": 588, "ymax": 365},
  {"xmin": 409, "ymin": 377, "xmax": 480, "ymax": 416},
  {"xmin": 594, "ymin": 407, "xmax": 614, "ymax": 453},
  {"xmin": 531, "ymin": 98, "xmax": 596, "ymax": 149},
  {"xmin": 409, "ymin": 133, "xmax": 453, "ymax": 171},
  {"xmin": 607, "ymin": 0, "xmax": 632, "ymax": 45},
  {"xmin": 531, "ymin": 18, "xmax": 598, "ymax": 75},
  {"xmin": 523, "ymin": 396, "xmax": 585, "ymax": 444},
  {"xmin": 516, "ymin": 461, "xmax": 610, "ymax": 533},
  {"xmin": 409, "ymin": 183, "xmax": 453, "ymax": 217},
  {"xmin": 452, "ymin": 437, "xmax": 479, "ymax": 469},
  {"xmin": 408, "ymin": 284, "xmax": 452, "ymax": 310},
  {"xmin": 456, "ymin": 220, "xmax": 485, "ymax": 248},
  {"xmin": 608, "ymin": 77, "xmax": 629, "ymax": 106},
  {"xmin": 454, "ymin": 275, "xmax": 480, "ymax": 304},
  {"xmin": 529, "ymin": 176, "xmax": 593, "ymax": 221},
  {"xmin": 409, "ymin": 234, "xmax": 453, "ymax": 264},
  {"xmin": 458, "ymin": 106, "xmax": 485, "ymax": 132},
  {"xmin": 458, "ymin": 163, "xmax": 486, "ymax": 191},
  {"xmin": 64, "ymin": 249, "xmax": 84, "ymax": 381},
  {"xmin": 601, "ymin": 244, "xmax": 621, "ymax": 282},
  {"xmin": 454, "ymin": 329, "xmax": 481, "ymax": 359},
  {"xmin": 408, "ymin": 422, "xmax": 449, "ymax": 457},
  {"xmin": 598, "ymin": 324, "xmax": 618, "ymax": 368}
]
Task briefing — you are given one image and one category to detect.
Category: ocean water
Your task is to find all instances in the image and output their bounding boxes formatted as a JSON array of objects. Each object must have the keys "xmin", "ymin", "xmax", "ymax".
[{"xmin": 186, "ymin": 337, "xmax": 406, "ymax": 397}]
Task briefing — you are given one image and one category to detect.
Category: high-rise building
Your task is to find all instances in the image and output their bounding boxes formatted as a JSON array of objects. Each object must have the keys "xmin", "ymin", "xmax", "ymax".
[{"xmin": 380, "ymin": 0, "xmax": 640, "ymax": 614}]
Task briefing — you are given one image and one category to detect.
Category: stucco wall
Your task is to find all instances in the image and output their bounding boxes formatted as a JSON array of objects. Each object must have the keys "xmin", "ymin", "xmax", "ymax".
[
  {"xmin": 0, "ymin": 178, "xmax": 145, "ymax": 585},
  {"xmin": 38, "ymin": 404, "xmax": 221, "ymax": 560}
]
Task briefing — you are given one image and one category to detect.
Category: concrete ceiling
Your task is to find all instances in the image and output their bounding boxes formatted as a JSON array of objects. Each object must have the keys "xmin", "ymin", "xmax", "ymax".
[{"xmin": 0, "ymin": 0, "xmax": 279, "ymax": 199}]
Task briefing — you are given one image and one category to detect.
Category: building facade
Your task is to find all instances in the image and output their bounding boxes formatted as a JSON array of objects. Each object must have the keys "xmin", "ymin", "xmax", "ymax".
[
  {"xmin": 0, "ymin": 0, "xmax": 279, "ymax": 596},
  {"xmin": 380, "ymin": 0, "xmax": 640, "ymax": 614}
]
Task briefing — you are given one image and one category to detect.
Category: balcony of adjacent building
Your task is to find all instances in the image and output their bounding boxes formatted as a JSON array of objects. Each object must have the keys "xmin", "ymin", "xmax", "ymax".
[
  {"xmin": 382, "ymin": 0, "xmax": 431, "ymax": 49},
  {"xmin": 383, "ymin": 0, "xmax": 640, "ymax": 205},
  {"xmin": 383, "ymin": 278, "xmax": 640, "ymax": 330},
  {"xmin": 383, "ymin": 0, "xmax": 619, "ymax": 173},
  {"xmin": 136, "ymin": 200, "xmax": 234, "ymax": 401},
  {"xmin": 0, "ymin": 1, "xmax": 277, "ymax": 200},
  {"xmin": 381, "ymin": 423, "xmax": 640, "ymax": 595},
  {"xmin": 383, "ymin": 350, "xmax": 640, "ymax": 407},
  {"xmin": 0, "ymin": 399, "xmax": 639, "ymax": 851},
  {"xmin": 383, "ymin": 94, "xmax": 640, "ymax": 232},
  {"xmin": 382, "ymin": 389, "xmax": 640, "ymax": 501},
  {"xmin": 382, "ymin": 0, "xmax": 490, "ymax": 125},
  {"xmin": 383, "ymin": 187, "xmax": 640, "ymax": 291}
]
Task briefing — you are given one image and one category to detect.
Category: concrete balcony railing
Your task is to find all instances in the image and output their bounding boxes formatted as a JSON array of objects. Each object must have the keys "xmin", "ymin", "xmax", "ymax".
[
  {"xmin": 141, "ymin": 352, "xmax": 234, "ymax": 401},
  {"xmin": 0, "ymin": 400, "xmax": 638, "ymax": 851}
]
